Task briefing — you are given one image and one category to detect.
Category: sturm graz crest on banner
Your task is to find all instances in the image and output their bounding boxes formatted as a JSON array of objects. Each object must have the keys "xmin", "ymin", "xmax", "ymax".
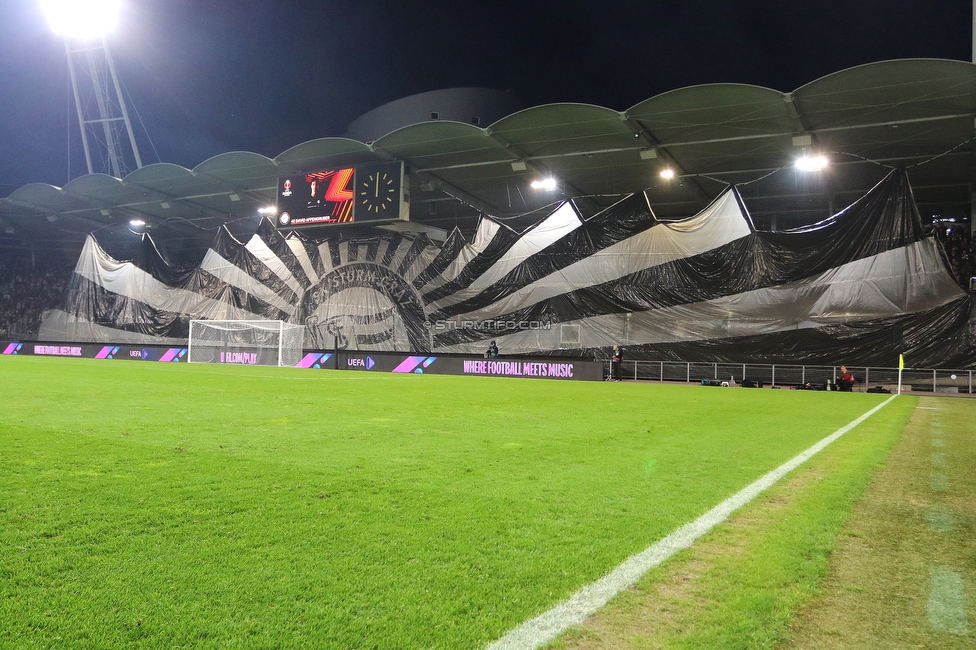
[{"xmin": 298, "ymin": 262, "xmax": 432, "ymax": 353}]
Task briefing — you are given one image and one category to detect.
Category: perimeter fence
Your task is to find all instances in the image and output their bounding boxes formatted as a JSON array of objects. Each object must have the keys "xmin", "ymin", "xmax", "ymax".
[{"xmin": 606, "ymin": 360, "xmax": 975, "ymax": 394}]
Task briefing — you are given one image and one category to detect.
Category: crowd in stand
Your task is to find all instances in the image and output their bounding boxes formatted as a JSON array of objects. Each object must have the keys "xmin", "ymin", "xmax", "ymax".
[
  {"xmin": 0, "ymin": 257, "xmax": 74, "ymax": 340},
  {"xmin": 172, "ymin": 260, "xmax": 198, "ymax": 274},
  {"xmin": 929, "ymin": 223, "xmax": 975, "ymax": 292}
]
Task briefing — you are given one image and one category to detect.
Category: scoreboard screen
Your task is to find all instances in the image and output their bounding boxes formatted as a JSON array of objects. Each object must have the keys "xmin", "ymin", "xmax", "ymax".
[{"xmin": 276, "ymin": 162, "xmax": 408, "ymax": 228}]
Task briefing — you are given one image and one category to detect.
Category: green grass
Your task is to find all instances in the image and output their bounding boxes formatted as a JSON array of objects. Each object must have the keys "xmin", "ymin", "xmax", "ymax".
[
  {"xmin": 783, "ymin": 396, "xmax": 975, "ymax": 648},
  {"xmin": 669, "ymin": 398, "xmax": 917, "ymax": 649},
  {"xmin": 0, "ymin": 356, "xmax": 899, "ymax": 649},
  {"xmin": 547, "ymin": 397, "xmax": 917, "ymax": 650}
]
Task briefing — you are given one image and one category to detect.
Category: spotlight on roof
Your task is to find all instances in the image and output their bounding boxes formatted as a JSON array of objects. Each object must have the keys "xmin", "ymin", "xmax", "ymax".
[
  {"xmin": 796, "ymin": 155, "xmax": 828, "ymax": 172},
  {"xmin": 41, "ymin": 0, "xmax": 121, "ymax": 39},
  {"xmin": 659, "ymin": 168, "xmax": 675, "ymax": 179},
  {"xmin": 129, "ymin": 219, "xmax": 146, "ymax": 227},
  {"xmin": 530, "ymin": 178, "xmax": 558, "ymax": 191},
  {"xmin": 257, "ymin": 206, "xmax": 277, "ymax": 215}
]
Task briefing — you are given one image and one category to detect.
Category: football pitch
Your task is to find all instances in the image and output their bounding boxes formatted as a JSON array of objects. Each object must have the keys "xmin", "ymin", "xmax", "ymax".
[{"xmin": 0, "ymin": 356, "xmax": 914, "ymax": 649}]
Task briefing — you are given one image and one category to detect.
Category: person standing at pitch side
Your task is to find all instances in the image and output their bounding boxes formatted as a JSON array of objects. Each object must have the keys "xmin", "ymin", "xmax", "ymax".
[{"xmin": 611, "ymin": 346, "xmax": 623, "ymax": 381}]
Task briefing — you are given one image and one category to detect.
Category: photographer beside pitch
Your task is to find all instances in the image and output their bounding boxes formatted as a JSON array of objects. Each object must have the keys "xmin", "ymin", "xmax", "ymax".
[
  {"xmin": 485, "ymin": 340, "xmax": 499, "ymax": 358},
  {"xmin": 836, "ymin": 365, "xmax": 856, "ymax": 391}
]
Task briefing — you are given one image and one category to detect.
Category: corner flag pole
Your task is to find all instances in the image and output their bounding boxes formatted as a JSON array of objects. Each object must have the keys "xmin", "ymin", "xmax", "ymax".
[{"xmin": 897, "ymin": 353, "xmax": 905, "ymax": 394}]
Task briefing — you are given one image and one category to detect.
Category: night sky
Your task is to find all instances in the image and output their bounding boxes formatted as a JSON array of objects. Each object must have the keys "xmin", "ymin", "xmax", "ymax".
[{"xmin": 0, "ymin": 0, "xmax": 971, "ymax": 193}]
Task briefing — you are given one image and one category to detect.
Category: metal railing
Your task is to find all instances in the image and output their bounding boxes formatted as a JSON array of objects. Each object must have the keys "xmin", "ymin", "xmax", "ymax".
[{"xmin": 608, "ymin": 360, "xmax": 975, "ymax": 394}]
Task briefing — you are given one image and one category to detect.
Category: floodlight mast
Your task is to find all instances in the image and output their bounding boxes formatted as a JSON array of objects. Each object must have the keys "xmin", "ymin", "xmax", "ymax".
[
  {"xmin": 65, "ymin": 38, "xmax": 144, "ymax": 177},
  {"xmin": 44, "ymin": 1, "xmax": 143, "ymax": 178}
]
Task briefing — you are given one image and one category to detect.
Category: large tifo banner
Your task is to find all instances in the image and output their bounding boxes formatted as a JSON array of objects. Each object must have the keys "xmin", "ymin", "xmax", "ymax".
[
  {"xmin": 37, "ymin": 169, "xmax": 976, "ymax": 367},
  {"xmin": 2, "ymin": 342, "xmax": 602, "ymax": 381}
]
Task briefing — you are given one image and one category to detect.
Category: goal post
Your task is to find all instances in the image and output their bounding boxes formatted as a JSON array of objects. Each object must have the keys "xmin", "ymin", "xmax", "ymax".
[{"xmin": 188, "ymin": 320, "xmax": 305, "ymax": 367}]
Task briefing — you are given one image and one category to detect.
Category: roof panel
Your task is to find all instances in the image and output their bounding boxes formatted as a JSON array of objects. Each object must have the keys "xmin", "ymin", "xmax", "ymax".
[
  {"xmin": 489, "ymin": 103, "xmax": 634, "ymax": 158},
  {"xmin": 665, "ymin": 134, "xmax": 796, "ymax": 176},
  {"xmin": 275, "ymin": 138, "xmax": 378, "ymax": 171},
  {"xmin": 628, "ymin": 84, "xmax": 796, "ymax": 144},
  {"xmin": 123, "ymin": 162, "xmax": 195, "ymax": 184},
  {"xmin": 793, "ymin": 59, "xmax": 976, "ymax": 130},
  {"xmin": 8, "ymin": 183, "xmax": 70, "ymax": 210},
  {"xmin": 62, "ymin": 174, "xmax": 127, "ymax": 203},
  {"xmin": 121, "ymin": 163, "xmax": 216, "ymax": 203},
  {"xmin": 374, "ymin": 121, "xmax": 510, "ymax": 169},
  {"xmin": 193, "ymin": 151, "xmax": 278, "ymax": 189},
  {"xmin": 815, "ymin": 118, "xmax": 974, "ymax": 161}
]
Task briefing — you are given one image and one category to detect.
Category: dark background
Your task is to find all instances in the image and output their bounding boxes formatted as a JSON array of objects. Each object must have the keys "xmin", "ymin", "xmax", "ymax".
[{"xmin": 0, "ymin": 1, "xmax": 971, "ymax": 192}]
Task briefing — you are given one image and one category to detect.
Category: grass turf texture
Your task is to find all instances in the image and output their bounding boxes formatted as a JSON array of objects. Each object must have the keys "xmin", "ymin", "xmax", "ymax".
[
  {"xmin": 1, "ymin": 356, "xmax": 899, "ymax": 649},
  {"xmin": 548, "ymin": 393, "xmax": 916, "ymax": 649},
  {"xmin": 785, "ymin": 395, "xmax": 975, "ymax": 648}
]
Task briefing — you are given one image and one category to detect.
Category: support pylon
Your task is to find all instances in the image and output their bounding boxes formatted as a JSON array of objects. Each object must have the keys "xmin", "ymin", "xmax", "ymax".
[{"xmin": 65, "ymin": 36, "xmax": 142, "ymax": 178}]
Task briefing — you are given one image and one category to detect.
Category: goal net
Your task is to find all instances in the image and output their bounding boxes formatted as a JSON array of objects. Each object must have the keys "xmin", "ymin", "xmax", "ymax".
[{"xmin": 188, "ymin": 320, "xmax": 305, "ymax": 367}]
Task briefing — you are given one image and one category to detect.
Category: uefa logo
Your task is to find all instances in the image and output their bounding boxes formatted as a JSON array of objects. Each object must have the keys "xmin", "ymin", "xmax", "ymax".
[{"xmin": 282, "ymin": 179, "xmax": 293, "ymax": 196}]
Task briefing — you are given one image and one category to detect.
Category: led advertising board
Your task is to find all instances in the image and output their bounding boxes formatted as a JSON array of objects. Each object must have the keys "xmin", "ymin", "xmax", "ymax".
[
  {"xmin": 2, "ymin": 342, "xmax": 602, "ymax": 380},
  {"xmin": 276, "ymin": 162, "xmax": 408, "ymax": 228}
]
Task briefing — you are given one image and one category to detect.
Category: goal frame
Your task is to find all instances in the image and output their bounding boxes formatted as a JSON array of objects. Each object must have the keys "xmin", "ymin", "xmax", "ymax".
[{"xmin": 187, "ymin": 319, "xmax": 304, "ymax": 367}]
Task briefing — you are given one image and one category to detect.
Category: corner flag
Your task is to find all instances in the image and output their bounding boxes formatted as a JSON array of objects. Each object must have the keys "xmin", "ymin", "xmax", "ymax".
[{"xmin": 897, "ymin": 353, "xmax": 904, "ymax": 394}]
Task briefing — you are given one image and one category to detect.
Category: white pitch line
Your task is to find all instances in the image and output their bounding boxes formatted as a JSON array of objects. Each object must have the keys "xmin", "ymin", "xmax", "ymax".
[{"xmin": 485, "ymin": 394, "xmax": 899, "ymax": 650}]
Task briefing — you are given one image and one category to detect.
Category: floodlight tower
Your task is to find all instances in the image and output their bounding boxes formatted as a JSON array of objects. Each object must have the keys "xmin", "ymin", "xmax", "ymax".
[{"xmin": 42, "ymin": 0, "xmax": 143, "ymax": 178}]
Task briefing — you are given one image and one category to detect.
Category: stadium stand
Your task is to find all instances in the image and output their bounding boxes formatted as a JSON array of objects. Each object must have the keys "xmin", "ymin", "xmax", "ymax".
[
  {"xmin": 0, "ymin": 257, "xmax": 72, "ymax": 340},
  {"xmin": 930, "ymin": 224, "xmax": 975, "ymax": 291}
]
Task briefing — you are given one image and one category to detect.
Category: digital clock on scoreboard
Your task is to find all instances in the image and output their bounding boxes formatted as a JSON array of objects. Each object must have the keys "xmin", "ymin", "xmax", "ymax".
[{"xmin": 276, "ymin": 162, "xmax": 408, "ymax": 229}]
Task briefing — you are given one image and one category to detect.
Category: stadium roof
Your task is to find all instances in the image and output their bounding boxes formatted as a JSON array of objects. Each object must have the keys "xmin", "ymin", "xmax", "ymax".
[{"xmin": 3, "ymin": 58, "xmax": 976, "ymax": 256}]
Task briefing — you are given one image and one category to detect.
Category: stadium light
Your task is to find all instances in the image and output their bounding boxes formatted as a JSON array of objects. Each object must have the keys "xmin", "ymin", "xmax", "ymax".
[
  {"xmin": 530, "ymin": 178, "xmax": 558, "ymax": 191},
  {"xmin": 660, "ymin": 168, "xmax": 675, "ymax": 179},
  {"xmin": 129, "ymin": 218, "xmax": 145, "ymax": 227},
  {"xmin": 796, "ymin": 155, "xmax": 828, "ymax": 172},
  {"xmin": 41, "ymin": 0, "xmax": 121, "ymax": 39},
  {"xmin": 42, "ymin": 0, "xmax": 142, "ymax": 179},
  {"xmin": 258, "ymin": 206, "xmax": 277, "ymax": 215}
]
